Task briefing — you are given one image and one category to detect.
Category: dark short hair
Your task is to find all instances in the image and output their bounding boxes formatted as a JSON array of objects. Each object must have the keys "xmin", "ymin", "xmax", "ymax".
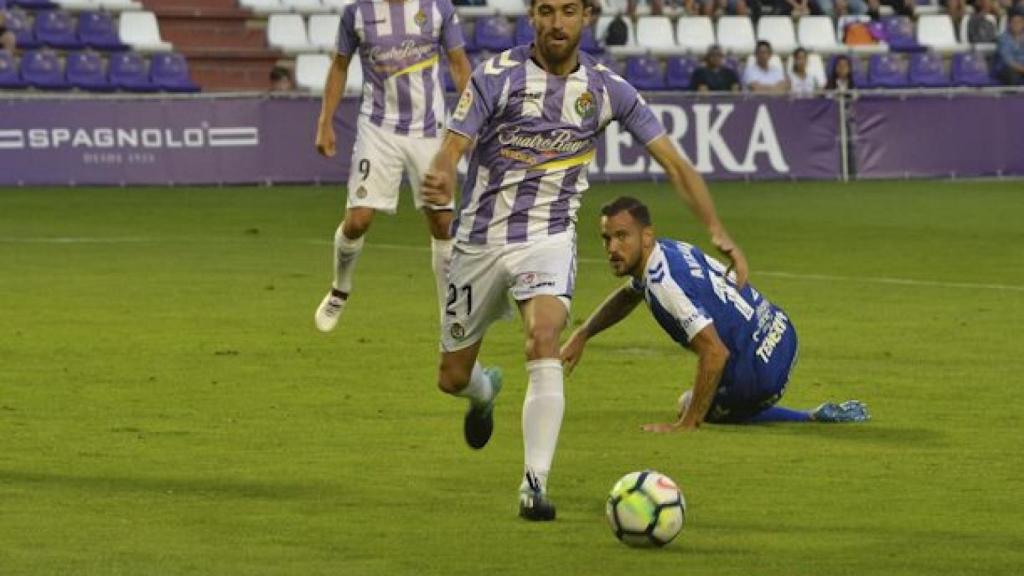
[
  {"xmin": 530, "ymin": 0, "xmax": 593, "ymax": 8},
  {"xmin": 706, "ymin": 44, "xmax": 723, "ymax": 57},
  {"xmin": 269, "ymin": 66, "xmax": 291, "ymax": 82},
  {"xmin": 756, "ymin": 40, "xmax": 772, "ymax": 52},
  {"xmin": 793, "ymin": 47, "xmax": 807, "ymax": 58},
  {"xmin": 601, "ymin": 196, "xmax": 652, "ymax": 227}
]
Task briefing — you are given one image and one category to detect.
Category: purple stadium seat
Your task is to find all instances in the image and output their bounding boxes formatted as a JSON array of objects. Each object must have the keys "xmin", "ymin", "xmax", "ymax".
[
  {"xmin": 867, "ymin": 53, "xmax": 909, "ymax": 88},
  {"xmin": 665, "ymin": 56, "xmax": 698, "ymax": 90},
  {"xmin": 881, "ymin": 17, "xmax": 924, "ymax": 52},
  {"xmin": 35, "ymin": 10, "xmax": 83, "ymax": 50},
  {"xmin": 908, "ymin": 52, "xmax": 949, "ymax": 87},
  {"xmin": 20, "ymin": 49, "xmax": 70, "ymax": 90},
  {"xmin": 473, "ymin": 16, "xmax": 514, "ymax": 52},
  {"xmin": 580, "ymin": 26, "xmax": 602, "ymax": 54},
  {"xmin": 66, "ymin": 50, "xmax": 114, "ymax": 91},
  {"xmin": 624, "ymin": 55, "xmax": 665, "ymax": 90},
  {"xmin": 77, "ymin": 11, "xmax": 127, "ymax": 51},
  {"xmin": 0, "ymin": 51, "xmax": 27, "ymax": 88},
  {"xmin": 514, "ymin": 16, "xmax": 533, "ymax": 46},
  {"xmin": 951, "ymin": 53, "xmax": 997, "ymax": 87},
  {"xmin": 150, "ymin": 52, "xmax": 199, "ymax": 92},
  {"xmin": 4, "ymin": 10, "xmax": 41, "ymax": 50},
  {"xmin": 109, "ymin": 51, "xmax": 157, "ymax": 92}
]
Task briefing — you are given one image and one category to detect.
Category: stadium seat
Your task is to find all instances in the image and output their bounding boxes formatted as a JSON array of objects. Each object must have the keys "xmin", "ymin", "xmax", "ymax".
[
  {"xmin": 960, "ymin": 14, "xmax": 998, "ymax": 53},
  {"xmin": 65, "ymin": 50, "xmax": 114, "ymax": 91},
  {"xmin": 665, "ymin": 55, "xmax": 698, "ymax": 90},
  {"xmin": 150, "ymin": 52, "xmax": 199, "ymax": 92},
  {"xmin": 3, "ymin": 9, "xmax": 42, "ymax": 50},
  {"xmin": 108, "ymin": 51, "xmax": 157, "ymax": 91},
  {"xmin": 34, "ymin": 9, "xmax": 84, "ymax": 50},
  {"xmin": 798, "ymin": 16, "xmax": 844, "ymax": 55},
  {"xmin": 52, "ymin": 0, "xmax": 101, "ymax": 10},
  {"xmin": 283, "ymin": 0, "xmax": 325, "ymax": 15},
  {"xmin": 756, "ymin": 16, "xmax": 797, "ymax": 55},
  {"xmin": 267, "ymin": 13, "xmax": 314, "ymax": 54},
  {"xmin": 95, "ymin": 0, "xmax": 141, "ymax": 11},
  {"xmin": 455, "ymin": 5, "xmax": 499, "ymax": 19},
  {"xmin": 623, "ymin": 55, "xmax": 665, "ymax": 90},
  {"xmin": 0, "ymin": 51, "xmax": 27, "ymax": 89},
  {"xmin": 636, "ymin": 16, "xmax": 684, "ymax": 56},
  {"xmin": 881, "ymin": 16, "xmax": 924, "ymax": 52},
  {"xmin": 239, "ymin": 0, "xmax": 283, "ymax": 15},
  {"xmin": 321, "ymin": 0, "xmax": 351, "ymax": 13},
  {"xmin": 916, "ymin": 14, "xmax": 969, "ymax": 54},
  {"xmin": 914, "ymin": 0, "xmax": 940, "ymax": 15},
  {"xmin": 489, "ymin": 0, "xmax": 528, "ymax": 17},
  {"xmin": 867, "ymin": 53, "xmax": 909, "ymax": 88},
  {"xmin": 473, "ymin": 16, "xmax": 514, "ymax": 52},
  {"xmin": 908, "ymin": 52, "xmax": 949, "ymax": 87},
  {"xmin": 77, "ymin": 11, "xmax": 127, "ymax": 51},
  {"xmin": 118, "ymin": 11, "xmax": 172, "ymax": 52},
  {"xmin": 296, "ymin": 52, "xmax": 347, "ymax": 93},
  {"xmin": 308, "ymin": 13, "xmax": 340, "ymax": 52},
  {"xmin": 716, "ymin": 16, "xmax": 756, "ymax": 55},
  {"xmin": 11, "ymin": 0, "xmax": 56, "ymax": 9},
  {"xmin": 20, "ymin": 49, "xmax": 70, "ymax": 90},
  {"xmin": 951, "ymin": 52, "xmax": 997, "ymax": 87},
  {"xmin": 514, "ymin": 16, "xmax": 533, "ymax": 45},
  {"xmin": 675, "ymin": 17, "xmax": 715, "ymax": 56},
  {"xmin": 786, "ymin": 52, "xmax": 827, "ymax": 88},
  {"xmin": 837, "ymin": 15, "xmax": 888, "ymax": 54}
]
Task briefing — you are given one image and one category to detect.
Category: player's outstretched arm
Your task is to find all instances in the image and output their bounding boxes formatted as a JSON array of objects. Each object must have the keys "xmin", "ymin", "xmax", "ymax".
[
  {"xmin": 315, "ymin": 54, "xmax": 350, "ymax": 158},
  {"xmin": 561, "ymin": 286, "xmax": 643, "ymax": 376},
  {"xmin": 421, "ymin": 131, "xmax": 472, "ymax": 207},
  {"xmin": 643, "ymin": 324, "xmax": 729, "ymax": 433},
  {"xmin": 646, "ymin": 136, "xmax": 749, "ymax": 288},
  {"xmin": 446, "ymin": 48, "xmax": 472, "ymax": 95}
]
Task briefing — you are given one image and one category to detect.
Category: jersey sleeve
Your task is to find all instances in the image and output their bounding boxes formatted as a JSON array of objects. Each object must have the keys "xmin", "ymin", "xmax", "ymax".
[
  {"xmin": 648, "ymin": 276, "xmax": 713, "ymax": 342},
  {"xmin": 335, "ymin": 4, "xmax": 359, "ymax": 57},
  {"xmin": 606, "ymin": 73, "xmax": 666, "ymax": 145},
  {"xmin": 439, "ymin": 0, "xmax": 465, "ymax": 52},
  {"xmin": 448, "ymin": 61, "xmax": 498, "ymax": 140}
]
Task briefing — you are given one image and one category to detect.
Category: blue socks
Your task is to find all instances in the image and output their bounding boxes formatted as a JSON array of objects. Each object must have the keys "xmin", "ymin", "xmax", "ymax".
[{"xmin": 748, "ymin": 406, "xmax": 813, "ymax": 423}]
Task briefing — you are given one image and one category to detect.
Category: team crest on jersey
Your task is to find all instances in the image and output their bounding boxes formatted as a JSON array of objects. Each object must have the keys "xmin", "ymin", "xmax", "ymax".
[
  {"xmin": 454, "ymin": 88, "xmax": 473, "ymax": 121},
  {"xmin": 450, "ymin": 323, "xmax": 465, "ymax": 340},
  {"xmin": 414, "ymin": 10, "xmax": 427, "ymax": 27},
  {"xmin": 574, "ymin": 91, "xmax": 595, "ymax": 119}
]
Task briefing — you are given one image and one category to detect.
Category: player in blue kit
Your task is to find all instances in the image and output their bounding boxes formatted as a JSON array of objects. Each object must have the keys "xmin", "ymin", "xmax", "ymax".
[{"xmin": 561, "ymin": 197, "xmax": 869, "ymax": 430}]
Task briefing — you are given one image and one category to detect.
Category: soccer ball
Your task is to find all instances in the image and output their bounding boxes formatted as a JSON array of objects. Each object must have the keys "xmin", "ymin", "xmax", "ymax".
[{"xmin": 606, "ymin": 470, "xmax": 686, "ymax": 547}]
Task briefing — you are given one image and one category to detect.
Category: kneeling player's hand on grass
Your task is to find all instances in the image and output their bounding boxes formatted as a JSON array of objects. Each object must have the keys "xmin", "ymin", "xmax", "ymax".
[
  {"xmin": 560, "ymin": 331, "xmax": 586, "ymax": 376},
  {"xmin": 711, "ymin": 229, "xmax": 749, "ymax": 289},
  {"xmin": 315, "ymin": 120, "xmax": 336, "ymax": 158},
  {"xmin": 421, "ymin": 171, "xmax": 452, "ymax": 206},
  {"xmin": 641, "ymin": 420, "xmax": 697, "ymax": 433}
]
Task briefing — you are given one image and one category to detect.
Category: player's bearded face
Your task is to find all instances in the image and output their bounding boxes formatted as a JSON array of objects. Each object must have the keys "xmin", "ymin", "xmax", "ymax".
[
  {"xmin": 601, "ymin": 214, "xmax": 646, "ymax": 278},
  {"xmin": 530, "ymin": 0, "xmax": 588, "ymax": 63}
]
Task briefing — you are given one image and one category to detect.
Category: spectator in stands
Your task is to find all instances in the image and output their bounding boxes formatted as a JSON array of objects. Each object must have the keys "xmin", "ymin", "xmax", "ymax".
[
  {"xmin": 826, "ymin": 54, "xmax": 855, "ymax": 91},
  {"xmin": 967, "ymin": 0, "xmax": 1000, "ymax": 44},
  {"xmin": 270, "ymin": 66, "xmax": 295, "ymax": 91},
  {"xmin": 866, "ymin": 0, "xmax": 914, "ymax": 18},
  {"xmin": 603, "ymin": 12, "xmax": 630, "ymax": 45},
  {"xmin": 778, "ymin": 0, "xmax": 825, "ymax": 16},
  {"xmin": 0, "ymin": 11, "xmax": 16, "ymax": 53},
  {"xmin": 788, "ymin": 48, "xmax": 821, "ymax": 95},
  {"xmin": 945, "ymin": 0, "xmax": 967, "ymax": 40},
  {"xmin": 743, "ymin": 40, "xmax": 789, "ymax": 93},
  {"xmin": 696, "ymin": 0, "xmax": 751, "ymax": 17},
  {"xmin": 824, "ymin": 0, "xmax": 869, "ymax": 16},
  {"xmin": 692, "ymin": 45, "xmax": 741, "ymax": 91},
  {"xmin": 997, "ymin": 11, "xmax": 1024, "ymax": 85}
]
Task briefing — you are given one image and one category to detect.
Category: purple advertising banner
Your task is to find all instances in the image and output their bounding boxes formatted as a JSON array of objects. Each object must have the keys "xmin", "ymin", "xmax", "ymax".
[
  {"xmin": 852, "ymin": 93, "xmax": 1024, "ymax": 179},
  {"xmin": 0, "ymin": 94, "xmax": 838, "ymax": 186}
]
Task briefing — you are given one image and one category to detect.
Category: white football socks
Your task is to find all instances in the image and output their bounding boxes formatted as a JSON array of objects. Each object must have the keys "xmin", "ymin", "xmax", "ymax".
[
  {"xmin": 430, "ymin": 237, "xmax": 453, "ymax": 321},
  {"xmin": 455, "ymin": 362, "xmax": 493, "ymax": 407},
  {"xmin": 521, "ymin": 358, "xmax": 564, "ymax": 493},
  {"xmin": 333, "ymin": 222, "xmax": 364, "ymax": 294}
]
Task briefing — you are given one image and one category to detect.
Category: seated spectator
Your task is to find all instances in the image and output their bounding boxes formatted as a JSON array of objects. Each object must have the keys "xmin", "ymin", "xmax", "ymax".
[
  {"xmin": 0, "ymin": 12, "xmax": 16, "ymax": 53},
  {"xmin": 823, "ymin": 0, "xmax": 869, "ymax": 16},
  {"xmin": 603, "ymin": 12, "xmax": 630, "ymax": 46},
  {"xmin": 945, "ymin": 0, "xmax": 967, "ymax": 40},
  {"xmin": 788, "ymin": 48, "xmax": 822, "ymax": 95},
  {"xmin": 696, "ymin": 0, "xmax": 751, "ymax": 17},
  {"xmin": 826, "ymin": 54, "xmax": 856, "ymax": 91},
  {"xmin": 967, "ymin": 0, "xmax": 1000, "ymax": 44},
  {"xmin": 997, "ymin": 11, "xmax": 1024, "ymax": 85},
  {"xmin": 691, "ymin": 45, "xmax": 741, "ymax": 91},
  {"xmin": 743, "ymin": 40, "xmax": 789, "ymax": 93},
  {"xmin": 270, "ymin": 66, "xmax": 295, "ymax": 92},
  {"xmin": 866, "ymin": 0, "xmax": 914, "ymax": 18}
]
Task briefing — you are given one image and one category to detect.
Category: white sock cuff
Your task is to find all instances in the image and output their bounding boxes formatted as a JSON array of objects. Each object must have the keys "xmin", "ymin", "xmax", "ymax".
[
  {"xmin": 526, "ymin": 359, "xmax": 563, "ymax": 397},
  {"xmin": 430, "ymin": 237, "xmax": 453, "ymax": 252},
  {"xmin": 335, "ymin": 224, "xmax": 364, "ymax": 252},
  {"xmin": 526, "ymin": 358, "xmax": 562, "ymax": 373}
]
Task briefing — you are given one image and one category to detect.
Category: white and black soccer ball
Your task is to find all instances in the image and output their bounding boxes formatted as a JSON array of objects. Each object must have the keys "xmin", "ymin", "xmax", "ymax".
[{"xmin": 606, "ymin": 470, "xmax": 686, "ymax": 547}]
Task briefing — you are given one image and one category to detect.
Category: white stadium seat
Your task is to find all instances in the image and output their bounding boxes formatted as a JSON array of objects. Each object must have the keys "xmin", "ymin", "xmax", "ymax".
[
  {"xmin": 717, "ymin": 16, "xmax": 756, "ymax": 55},
  {"xmin": 309, "ymin": 14, "xmax": 341, "ymax": 52},
  {"xmin": 676, "ymin": 17, "xmax": 716, "ymax": 56},
  {"xmin": 917, "ymin": 14, "xmax": 970, "ymax": 53},
  {"xmin": 798, "ymin": 16, "xmax": 844, "ymax": 55},
  {"xmin": 321, "ymin": 0, "xmax": 353, "ymax": 13},
  {"xmin": 296, "ymin": 53, "xmax": 330, "ymax": 93},
  {"xmin": 757, "ymin": 16, "xmax": 797, "ymax": 55},
  {"xmin": 240, "ymin": 0, "xmax": 284, "ymax": 15},
  {"xmin": 268, "ymin": 14, "xmax": 315, "ymax": 54},
  {"xmin": 786, "ymin": 52, "xmax": 827, "ymax": 88},
  {"xmin": 118, "ymin": 11, "xmax": 173, "ymax": 52},
  {"xmin": 636, "ymin": 16, "xmax": 685, "ymax": 55},
  {"xmin": 284, "ymin": 0, "xmax": 327, "ymax": 15},
  {"xmin": 52, "ymin": 0, "xmax": 99, "ymax": 11},
  {"xmin": 914, "ymin": 0, "xmax": 941, "ymax": 15},
  {"xmin": 596, "ymin": 15, "xmax": 645, "ymax": 56},
  {"xmin": 489, "ymin": 0, "xmax": 528, "ymax": 17},
  {"xmin": 455, "ymin": 6, "xmax": 499, "ymax": 18}
]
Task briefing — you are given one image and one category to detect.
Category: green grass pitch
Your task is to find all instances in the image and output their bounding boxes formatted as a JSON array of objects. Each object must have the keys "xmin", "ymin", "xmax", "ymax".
[{"xmin": 1, "ymin": 180, "xmax": 1023, "ymax": 575}]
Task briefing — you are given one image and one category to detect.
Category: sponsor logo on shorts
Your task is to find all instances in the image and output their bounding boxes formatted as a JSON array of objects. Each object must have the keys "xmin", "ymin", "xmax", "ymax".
[
  {"xmin": 450, "ymin": 323, "xmax": 465, "ymax": 340},
  {"xmin": 356, "ymin": 186, "xmax": 368, "ymax": 199},
  {"xmin": 515, "ymin": 272, "xmax": 556, "ymax": 292}
]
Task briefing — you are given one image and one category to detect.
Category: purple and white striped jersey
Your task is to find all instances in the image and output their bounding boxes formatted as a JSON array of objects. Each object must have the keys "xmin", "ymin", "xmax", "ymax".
[
  {"xmin": 336, "ymin": 0, "xmax": 464, "ymax": 138},
  {"xmin": 449, "ymin": 46, "xmax": 666, "ymax": 246}
]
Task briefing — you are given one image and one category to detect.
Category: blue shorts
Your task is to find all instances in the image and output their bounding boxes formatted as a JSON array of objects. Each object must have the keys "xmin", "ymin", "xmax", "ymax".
[{"xmin": 705, "ymin": 317, "xmax": 799, "ymax": 423}]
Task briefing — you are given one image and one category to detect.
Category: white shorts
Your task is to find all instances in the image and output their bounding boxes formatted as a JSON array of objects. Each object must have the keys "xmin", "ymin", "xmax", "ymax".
[
  {"xmin": 345, "ymin": 117, "xmax": 454, "ymax": 214},
  {"xmin": 441, "ymin": 232, "xmax": 577, "ymax": 352}
]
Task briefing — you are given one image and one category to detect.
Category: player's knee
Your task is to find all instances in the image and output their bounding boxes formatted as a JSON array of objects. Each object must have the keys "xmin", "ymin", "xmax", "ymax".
[
  {"xmin": 343, "ymin": 211, "xmax": 374, "ymax": 239},
  {"xmin": 436, "ymin": 363, "xmax": 470, "ymax": 395},
  {"xmin": 524, "ymin": 323, "xmax": 561, "ymax": 360}
]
